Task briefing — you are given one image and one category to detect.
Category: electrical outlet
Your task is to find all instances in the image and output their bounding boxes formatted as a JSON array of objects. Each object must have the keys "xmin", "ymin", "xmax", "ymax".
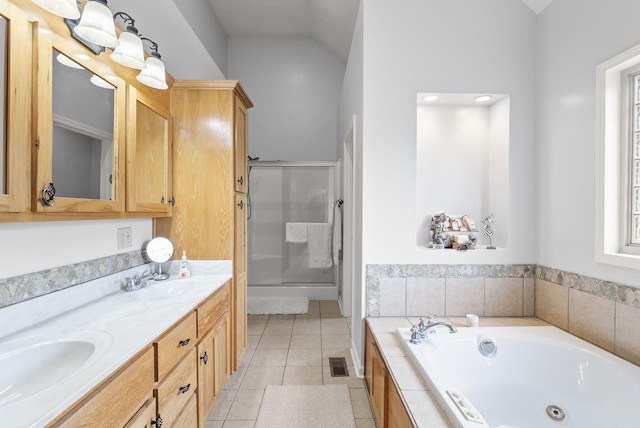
[{"xmin": 117, "ymin": 227, "xmax": 132, "ymax": 249}]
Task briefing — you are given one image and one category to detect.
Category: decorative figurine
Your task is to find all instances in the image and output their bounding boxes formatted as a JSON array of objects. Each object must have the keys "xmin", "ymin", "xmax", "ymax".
[
  {"xmin": 430, "ymin": 213, "xmax": 445, "ymax": 249},
  {"xmin": 482, "ymin": 213, "xmax": 496, "ymax": 249}
]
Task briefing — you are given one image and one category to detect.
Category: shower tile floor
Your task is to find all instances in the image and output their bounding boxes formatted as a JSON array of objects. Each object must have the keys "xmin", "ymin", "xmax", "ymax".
[{"xmin": 205, "ymin": 300, "xmax": 375, "ymax": 428}]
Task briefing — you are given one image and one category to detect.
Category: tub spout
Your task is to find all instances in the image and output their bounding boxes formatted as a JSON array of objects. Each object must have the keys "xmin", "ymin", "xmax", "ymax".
[
  {"xmin": 411, "ymin": 314, "xmax": 458, "ymax": 343},
  {"xmin": 424, "ymin": 322, "xmax": 458, "ymax": 336}
]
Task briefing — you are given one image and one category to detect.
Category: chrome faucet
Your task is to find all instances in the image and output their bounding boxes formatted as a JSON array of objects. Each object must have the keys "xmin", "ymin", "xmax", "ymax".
[
  {"xmin": 410, "ymin": 314, "xmax": 458, "ymax": 344},
  {"xmin": 124, "ymin": 270, "xmax": 156, "ymax": 292}
]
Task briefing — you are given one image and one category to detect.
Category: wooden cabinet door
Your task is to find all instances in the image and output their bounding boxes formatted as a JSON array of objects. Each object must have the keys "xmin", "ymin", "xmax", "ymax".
[
  {"xmin": 233, "ymin": 193, "xmax": 247, "ymax": 369},
  {"xmin": 124, "ymin": 398, "xmax": 158, "ymax": 428},
  {"xmin": 213, "ymin": 314, "xmax": 231, "ymax": 396},
  {"xmin": 0, "ymin": 1, "xmax": 31, "ymax": 214},
  {"xmin": 234, "ymin": 98, "xmax": 248, "ymax": 193},
  {"xmin": 126, "ymin": 86, "xmax": 172, "ymax": 215},
  {"xmin": 388, "ymin": 380, "xmax": 414, "ymax": 428},
  {"xmin": 365, "ymin": 325, "xmax": 374, "ymax": 392},
  {"xmin": 371, "ymin": 342, "xmax": 388, "ymax": 427},
  {"xmin": 197, "ymin": 328, "xmax": 215, "ymax": 428}
]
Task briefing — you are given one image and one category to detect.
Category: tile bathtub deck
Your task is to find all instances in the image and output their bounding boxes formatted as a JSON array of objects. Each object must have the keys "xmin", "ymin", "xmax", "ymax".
[{"xmin": 205, "ymin": 300, "xmax": 375, "ymax": 428}]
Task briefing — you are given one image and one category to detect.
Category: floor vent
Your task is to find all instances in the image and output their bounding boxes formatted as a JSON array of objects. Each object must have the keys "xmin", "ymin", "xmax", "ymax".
[{"xmin": 328, "ymin": 357, "xmax": 349, "ymax": 377}]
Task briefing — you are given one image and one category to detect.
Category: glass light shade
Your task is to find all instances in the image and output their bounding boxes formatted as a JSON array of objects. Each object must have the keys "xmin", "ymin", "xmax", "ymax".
[
  {"xmin": 32, "ymin": 0, "xmax": 80, "ymax": 19},
  {"xmin": 110, "ymin": 31, "xmax": 146, "ymax": 69},
  {"xmin": 136, "ymin": 56, "xmax": 168, "ymax": 90},
  {"xmin": 90, "ymin": 74, "xmax": 115, "ymax": 89},
  {"xmin": 74, "ymin": 0, "xmax": 119, "ymax": 48},
  {"xmin": 56, "ymin": 53, "xmax": 83, "ymax": 69}
]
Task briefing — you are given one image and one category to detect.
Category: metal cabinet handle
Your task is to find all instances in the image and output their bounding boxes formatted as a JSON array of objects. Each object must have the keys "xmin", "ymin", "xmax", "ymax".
[
  {"xmin": 200, "ymin": 351, "xmax": 209, "ymax": 365},
  {"xmin": 179, "ymin": 383, "xmax": 191, "ymax": 394},
  {"xmin": 179, "ymin": 338, "xmax": 190, "ymax": 347},
  {"xmin": 40, "ymin": 182, "xmax": 56, "ymax": 207},
  {"xmin": 151, "ymin": 414, "xmax": 163, "ymax": 428},
  {"xmin": 238, "ymin": 176, "xmax": 244, "ymax": 186},
  {"xmin": 238, "ymin": 200, "xmax": 244, "ymax": 209}
]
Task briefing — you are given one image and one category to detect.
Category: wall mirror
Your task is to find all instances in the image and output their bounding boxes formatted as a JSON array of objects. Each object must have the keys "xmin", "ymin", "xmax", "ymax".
[
  {"xmin": 52, "ymin": 49, "xmax": 115, "ymax": 200},
  {"xmin": 33, "ymin": 27, "xmax": 126, "ymax": 213},
  {"xmin": 415, "ymin": 93, "xmax": 510, "ymax": 249},
  {"xmin": 126, "ymin": 86, "xmax": 171, "ymax": 214}
]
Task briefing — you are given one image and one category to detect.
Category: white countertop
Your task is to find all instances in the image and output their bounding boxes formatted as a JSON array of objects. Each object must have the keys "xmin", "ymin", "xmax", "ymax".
[{"xmin": 0, "ymin": 260, "xmax": 232, "ymax": 428}]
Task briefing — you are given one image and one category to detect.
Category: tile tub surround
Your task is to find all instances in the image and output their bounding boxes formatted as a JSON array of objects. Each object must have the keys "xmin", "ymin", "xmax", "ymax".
[
  {"xmin": 535, "ymin": 265, "xmax": 640, "ymax": 366},
  {"xmin": 367, "ymin": 264, "xmax": 640, "ymax": 367},
  {"xmin": 366, "ymin": 264, "xmax": 536, "ymax": 317},
  {"xmin": 0, "ymin": 250, "xmax": 146, "ymax": 308}
]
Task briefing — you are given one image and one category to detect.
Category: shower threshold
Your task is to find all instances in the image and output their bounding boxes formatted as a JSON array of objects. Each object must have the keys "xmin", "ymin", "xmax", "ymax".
[{"xmin": 247, "ymin": 283, "xmax": 338, "ymax": 300}]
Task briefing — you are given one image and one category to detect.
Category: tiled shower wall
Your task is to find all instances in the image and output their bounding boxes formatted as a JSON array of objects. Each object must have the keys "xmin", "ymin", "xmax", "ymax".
[{"xmin": 367, "ymin": 264, "xmax": 640, "ymax": 366}]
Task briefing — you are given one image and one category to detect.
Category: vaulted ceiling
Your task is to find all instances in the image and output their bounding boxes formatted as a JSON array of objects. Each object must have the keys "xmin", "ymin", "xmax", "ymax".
[{"xmin": 207, "ymin": 0, "xmax": 556, "ymax": 64}]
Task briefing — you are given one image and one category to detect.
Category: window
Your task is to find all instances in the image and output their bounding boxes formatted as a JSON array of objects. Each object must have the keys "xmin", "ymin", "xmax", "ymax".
[{"xmin": 595, "ymin": 44, "xmax": 640, "ymax": 268}]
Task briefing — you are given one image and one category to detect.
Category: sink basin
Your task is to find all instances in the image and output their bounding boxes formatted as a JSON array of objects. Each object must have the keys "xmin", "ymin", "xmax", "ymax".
[{"xmin": 0, "ymin": 340, "xmax": 95, "ymax": 407}]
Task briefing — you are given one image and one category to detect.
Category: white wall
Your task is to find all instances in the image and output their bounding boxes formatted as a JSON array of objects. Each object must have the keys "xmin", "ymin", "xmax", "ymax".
[
  {"xmin": 172, "ymin": 0, "xmax": 228, "ymax": 76},
  {"xmin": 361, "ymin": 0, "xmax": 537, "ymax": 266},
  {"xmin": 0, "ymin": 219, "xmax": 151, "ymax": 279},
  {"xmin": 537, "ymin": 0, "xmax": 640, "ymax": 285},
  {"xmin": 338, "ymin": 0, "xmax": 364, "ymax": 372},
  {"xmin": 226, "ymin": 37, "xmax": 345, "ymax": 161}
]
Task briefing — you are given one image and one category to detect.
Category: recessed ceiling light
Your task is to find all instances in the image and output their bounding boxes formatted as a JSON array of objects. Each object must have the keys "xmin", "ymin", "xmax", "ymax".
[
  {"xmin": 475, "ymin": 95, "xmax": 492, "ymax": 102},
  {"xmin": 423, "ymin": 95, "xmax": 439, "ymax": 102}
]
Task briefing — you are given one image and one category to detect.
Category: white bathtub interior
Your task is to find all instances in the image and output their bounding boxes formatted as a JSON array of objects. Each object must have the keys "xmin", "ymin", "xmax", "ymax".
[
  {"xmin": 397, "ymin": 325, "xmax": 640, "ymax": 428},
  {"xmin": 247, "ymin": 161, "xmax": 339, "ymax": 302}
]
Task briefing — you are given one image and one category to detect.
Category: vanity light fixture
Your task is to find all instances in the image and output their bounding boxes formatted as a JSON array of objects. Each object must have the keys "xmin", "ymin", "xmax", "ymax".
[
  {"xmin": 31, "ymin": 0, "xmax": 80, "ymax": 19},
  {"xmin": 136, "ymin": 38, "xmax": 168, "ymax": 90},
  {"xmin": 423, "ymin": 95, "xmax": 439, "ymax": 102},
  {"xmin": 109, "ymin": 12, "xmax": 146, "ymax": 70},
  {"xmin": 74, "ymin": 0, "xmax": 119, "ymax": 49},
  {"xmin": 474, "ymin": 95, "xmax": 492, "ymax": 103}
]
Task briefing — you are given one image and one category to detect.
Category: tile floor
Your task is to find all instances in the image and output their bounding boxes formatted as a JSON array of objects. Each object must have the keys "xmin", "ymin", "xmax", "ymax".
[{"xmin": 205, "ymin": 300, "xmax": 376, "ymax": 428}]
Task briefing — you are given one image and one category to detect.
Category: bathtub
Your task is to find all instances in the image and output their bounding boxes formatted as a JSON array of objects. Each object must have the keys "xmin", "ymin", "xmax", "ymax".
[{"xmin": 396, "ymin": 325, "xmax": 640, "ymax": 428}]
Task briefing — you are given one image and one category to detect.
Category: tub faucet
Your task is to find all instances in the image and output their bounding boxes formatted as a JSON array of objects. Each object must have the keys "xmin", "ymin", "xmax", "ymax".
[
  {"xmin": 125, "ymin": 270, "xmax": 155, "ymax": 292},
  {"xmin": 410, "ymin": 314, "xmax": 457, "ymax": 344}
]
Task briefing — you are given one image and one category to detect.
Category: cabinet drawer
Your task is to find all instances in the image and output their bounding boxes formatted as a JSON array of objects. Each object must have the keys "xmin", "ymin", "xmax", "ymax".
[
  {"xmin": 174, "ymin": 392, "xmax": 198, "ymax": 427},
  {"xmin": 124, "ymin": 397, "xmax": 158, "ymax": 428},
  {"xmin": 54, "ymin": 347, "xmax": 155, "ymax": 427},
  {"xmin": 155, "ymin": 312, "xmax": 197, "ymax": 380},
  {"xmin": 197, "ymin": 282, "xmax": 230, "ymax": 337},
  {"xmin": 155, "ymin": 347, "xmax": 198, "ymax": 427}
]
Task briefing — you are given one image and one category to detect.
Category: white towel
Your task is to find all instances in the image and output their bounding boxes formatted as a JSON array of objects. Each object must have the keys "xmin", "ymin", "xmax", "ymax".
[
  {"xmin": 306, "ymin": 223, "xmax": 332, "ymax": 268},
  {"xmin": 286, "ymin": 222, "xmax": 308, "ymax": 243},
  {"xmin": 332, "ymin": 205, "xmax": 342, "ymax": 264}
]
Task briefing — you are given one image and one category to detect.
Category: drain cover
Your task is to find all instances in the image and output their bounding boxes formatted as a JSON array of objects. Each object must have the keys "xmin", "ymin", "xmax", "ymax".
[
  {"xmin": 546, "ymin": 404, "xmax": 566, "ymax": 422},
  {"xmin": 329, "ymin": 357, "xmax": 349, "ymax": 377}
]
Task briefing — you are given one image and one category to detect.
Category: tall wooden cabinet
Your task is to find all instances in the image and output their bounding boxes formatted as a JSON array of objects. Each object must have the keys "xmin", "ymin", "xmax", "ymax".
[{"xmin": 155, "ymin": 80, "xmax": 252, "ymax": 371}]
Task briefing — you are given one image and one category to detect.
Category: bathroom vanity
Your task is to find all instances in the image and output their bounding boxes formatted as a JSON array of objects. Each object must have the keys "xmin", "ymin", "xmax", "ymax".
[{"xmin": 0, "ymin": 261, "xmax": 232, "ymax": 428}]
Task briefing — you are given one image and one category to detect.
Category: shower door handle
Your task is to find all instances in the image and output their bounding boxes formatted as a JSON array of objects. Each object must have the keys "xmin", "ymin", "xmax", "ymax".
[{"xmin": 237, "ymin": 200, "xmax": 244, "ymax": 209}]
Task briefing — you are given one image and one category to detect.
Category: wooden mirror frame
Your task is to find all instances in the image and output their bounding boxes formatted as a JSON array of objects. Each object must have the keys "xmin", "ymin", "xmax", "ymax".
[
  {"xmin": 0, "ymin": 1, "xmax": 31, "ymax": 213},
  {"xmin": 32, "ymin": 23, "xmax": 126, "ymax": 213}
]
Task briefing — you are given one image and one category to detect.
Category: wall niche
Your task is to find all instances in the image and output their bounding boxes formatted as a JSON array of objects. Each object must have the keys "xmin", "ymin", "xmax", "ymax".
[{"xmin": 416, "ymin": 93, "xmax": 510, "ymax": 250}]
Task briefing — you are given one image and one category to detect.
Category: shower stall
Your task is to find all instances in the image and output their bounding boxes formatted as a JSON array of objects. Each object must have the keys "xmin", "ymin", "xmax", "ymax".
[{"xmin": 247, "ymin": 161, "xmax": 339, "ymax": 300}]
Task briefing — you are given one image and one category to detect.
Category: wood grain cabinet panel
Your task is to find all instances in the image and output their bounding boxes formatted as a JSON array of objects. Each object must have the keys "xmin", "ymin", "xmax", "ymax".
[
  {"xmin": 154, "ymin": 347, "xmax": 198, "ymax": 427},
  {"xmin": 52, "ymin": 347, "xmax": 155, "ymax": 427},
  {"xmin": 365, "ymin": 322, "xmax": 417, "ymax": 428},
  {"xmin": 155, "ymin": 312, "xmax": 197, "ymax": 381}
]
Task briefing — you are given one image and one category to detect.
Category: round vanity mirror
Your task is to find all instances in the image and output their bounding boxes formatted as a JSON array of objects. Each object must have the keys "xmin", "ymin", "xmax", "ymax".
[{"xmin": 143, "ymin": 237, "xmax": 174, "ymax": 280}]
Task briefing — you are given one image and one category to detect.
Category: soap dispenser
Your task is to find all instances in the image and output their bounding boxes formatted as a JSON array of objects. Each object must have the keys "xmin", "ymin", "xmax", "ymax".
[{"xmin": 179, "ymin": 250, "xmax": 191, "ymax": 278}]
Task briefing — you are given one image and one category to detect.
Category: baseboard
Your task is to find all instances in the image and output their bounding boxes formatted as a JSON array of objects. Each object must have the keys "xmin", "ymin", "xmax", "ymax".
[{"xmin": 350, "ymin": 338, "xmax": 364, "ymax": 379}]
